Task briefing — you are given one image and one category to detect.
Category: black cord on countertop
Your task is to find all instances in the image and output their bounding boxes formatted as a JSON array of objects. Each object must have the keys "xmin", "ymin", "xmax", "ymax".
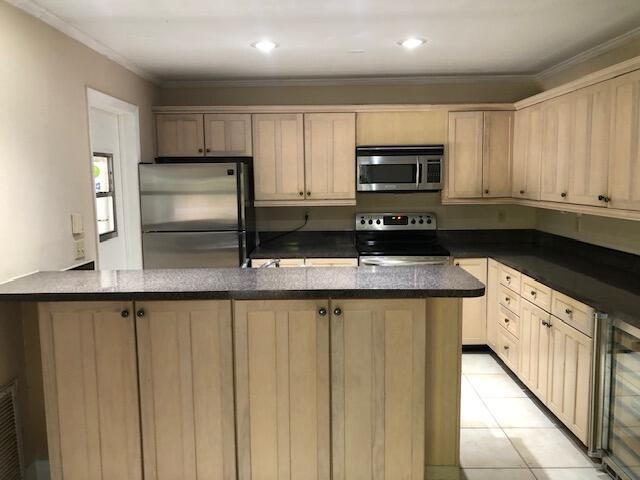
[{"xmin": 258, "ymin": 214, "xmax": 309, "ymax": 247}]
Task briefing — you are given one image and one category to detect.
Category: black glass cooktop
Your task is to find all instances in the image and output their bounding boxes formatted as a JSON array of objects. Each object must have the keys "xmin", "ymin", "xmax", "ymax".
[{"xmin": 356, "ymin": 231, "xmax": 450, "ymax": 257}]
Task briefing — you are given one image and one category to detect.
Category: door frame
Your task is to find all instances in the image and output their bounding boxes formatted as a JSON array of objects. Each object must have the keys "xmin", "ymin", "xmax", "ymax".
[{"xmin": 86, "ymin": 87, "xmax": 143, "ymax": 269}]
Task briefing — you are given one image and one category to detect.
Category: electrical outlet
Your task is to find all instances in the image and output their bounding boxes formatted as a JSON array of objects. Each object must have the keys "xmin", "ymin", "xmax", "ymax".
[{"xmin": 74, "ymin": 239, "xmax": 85, "ymax": 260}]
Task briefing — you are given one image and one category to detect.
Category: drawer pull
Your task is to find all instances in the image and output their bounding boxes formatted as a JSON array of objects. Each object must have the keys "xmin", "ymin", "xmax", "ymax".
[
  {"xmin": 503, "ymin": 345, "xmax": 510, "ymax": 350},
  {"xmin": 504, "ymin": 297, "xmax": 510, "ymax": 303},
  {"xmin": 505, "ymin": 275, "xmax": 511, "ymax": 282},
  {"xmin": 504, "ymin": 318, "xmax": 510, "ymax": 324},
  {"xmin": 565, "ymin": 308, "xmax": 573, "ymax": 315},
  {"xmin": 542, "ymin": 320, "xmax": 552, "ymax": 328},
  {"xmin": 333, "ymin": 307, "xmax": 342, "ymax": 317},
  {"xmin": 318, "ymin": 307, "xmax": 327, "ymax": 316},
  {"xmin": 530, "ymin": 290, "xmax": 536, "ymax": 296},
  {"xmin": 121, "ymin": 310, "xmax": 130, "ymax": 318}
]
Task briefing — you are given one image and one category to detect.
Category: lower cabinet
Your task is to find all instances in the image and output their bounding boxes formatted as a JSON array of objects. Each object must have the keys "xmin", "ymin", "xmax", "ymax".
[
  {"xmin": 136, "ymin": 300, "xmax": 236, "ymax": 480},
  {"xmin": 233, "ymin": 300, "xmax": 331, "ymax": 480},
  {"xmin": 39, "ymin": 302, "xmax": 142, "ymax": 480},
  {"xmin": 331, "ymin": 299, "xmax": 426, "ymax": 480},
  {"xmin": 486, "ymin": 259, "xmax": 499, "ymax": 350},
  {"xmin": 519, "ymin": 299, "xmax": 551, "ymax": 403},
  {"xmin": 455, "ymin": 258, "xmax": 488, "ymax": 345},
  {"xmin": 547, "ymin": 316, "xmax": 593, "ymax": 444}
]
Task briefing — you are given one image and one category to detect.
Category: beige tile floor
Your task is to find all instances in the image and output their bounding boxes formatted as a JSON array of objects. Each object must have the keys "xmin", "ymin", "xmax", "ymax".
[{"xmin": 460, "ymin": 352, "xmax": 611, "ymax": 480}]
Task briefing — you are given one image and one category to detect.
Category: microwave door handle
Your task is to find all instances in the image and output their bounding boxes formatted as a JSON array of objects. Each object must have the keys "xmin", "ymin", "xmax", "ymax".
[{"xmin": 416, "ymin": 160, "xmax": 422, "ymax": 188}]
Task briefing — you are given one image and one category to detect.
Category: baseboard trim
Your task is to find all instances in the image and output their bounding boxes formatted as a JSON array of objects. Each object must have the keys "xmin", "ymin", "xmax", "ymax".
[{"xmin": 425, "ymin": 465, "xmax": 461, "ymax": 480}]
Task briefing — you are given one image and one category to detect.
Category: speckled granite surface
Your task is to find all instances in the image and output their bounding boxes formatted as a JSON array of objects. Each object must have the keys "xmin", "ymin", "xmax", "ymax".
[{"xmin": 0, "ymin": 265, "xmax": 485, "ymax": 301}]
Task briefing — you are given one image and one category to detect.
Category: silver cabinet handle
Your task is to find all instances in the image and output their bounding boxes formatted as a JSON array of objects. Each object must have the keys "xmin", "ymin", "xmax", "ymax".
[
  {"xmin": 333, "ymin": 307, "xmax": 342, "ymax": 317},
  {"xmin": 318, "ymin": 307, "xmax": 327, "ymax": 317}
]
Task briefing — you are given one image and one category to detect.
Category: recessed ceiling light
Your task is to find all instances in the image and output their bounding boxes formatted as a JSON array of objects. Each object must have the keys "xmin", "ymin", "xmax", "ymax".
[
  {"xmin": 252, "ymin": 40, "xmax": 278, "ymax": 52},
  {"xmin": 399, "ymin": 37, "xmax": 426, "ymax": 49}
]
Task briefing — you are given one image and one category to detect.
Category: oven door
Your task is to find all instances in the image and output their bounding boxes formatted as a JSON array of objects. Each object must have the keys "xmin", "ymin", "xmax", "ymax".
[
  {"xmin": 357, "ymin": 156, "xmax": 420, "ymax": 191},
  {"xmin": 359, "ymin": 255, "xmax": 450, "ymax": 266}
]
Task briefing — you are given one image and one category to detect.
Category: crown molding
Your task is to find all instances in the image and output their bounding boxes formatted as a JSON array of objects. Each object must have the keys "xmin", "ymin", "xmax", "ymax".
[
  {"xmin": 6, "ymin": 0, "xmax": 160, "ymax": 84},
  {"xmin": 536, "ymin": 25, "xmax": 640, "ymax": 81},
  {"xmin": 160, "ymin": 74, "xmax": 538, "ymax": 89}
]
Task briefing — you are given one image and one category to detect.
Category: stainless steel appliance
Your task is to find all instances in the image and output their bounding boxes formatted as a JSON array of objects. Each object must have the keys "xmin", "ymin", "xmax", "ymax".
[
  {"xmin": 356, "ymin": 145, "xmax": 444, "ymax": 192},
  {"xmin": 356, "ymin": 212, "xmax": 450, "ymax": 266},
  {"xmin": 139, "ymin": 159, "xmax": 255, "ymax": 268},
  {"xmin": 592, "ymin": 315, "xmax": 640, "ymax": 480}
]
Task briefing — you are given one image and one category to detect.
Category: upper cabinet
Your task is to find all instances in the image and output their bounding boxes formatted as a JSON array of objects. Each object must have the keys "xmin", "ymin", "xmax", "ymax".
[
  {"xmin": 304, "ymin": 113, "xmax": 356, "ymax": 201},
  {"xmin": 156, "ymin": 113, "xmax": 251, "ymax": 157},
  {"xmin": 203, "ymin": 114, "xmax": 252, "ymax": 156},
  {"xmin": 356, "ymin": 111, "xmax": 448, "ymax": 145},
  {"xmin": 447, "ymin": 111, "xmax": 512, "ymax": 199},
  {"xmin": 540, "ymin": 95, "xmax": 573, "ymax": 203},
  {"xmin": 252, "ymin": 113, "xmax": 306, "ymax": 201},
  {"xmin": 609, "ymin": 69, "xmax": 640, "ymax": 212},
  {"xmin": 156, "ymin": 114, "xmax": 205, "ymax": 157},
  {"xmin": 512, "ymin": 105, "xmax": 542, "ymax": 200}
]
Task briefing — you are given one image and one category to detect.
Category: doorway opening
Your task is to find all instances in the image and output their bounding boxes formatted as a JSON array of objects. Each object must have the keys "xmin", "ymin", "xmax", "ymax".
[{"xmin": 86, "ymin": 88, "xmax": 143, "ymax": 270}]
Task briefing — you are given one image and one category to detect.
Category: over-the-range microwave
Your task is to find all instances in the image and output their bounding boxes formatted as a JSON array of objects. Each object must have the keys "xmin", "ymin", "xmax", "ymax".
[{"xmin": 356, "ymin": 145, "xmax": 444, "ymax": 192}]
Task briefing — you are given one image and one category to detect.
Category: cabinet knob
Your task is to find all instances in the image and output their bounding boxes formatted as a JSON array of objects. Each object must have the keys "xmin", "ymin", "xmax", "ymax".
[
  {"xmin": 136, "ymin": 309, "xmax": 145, "ymax": 318},
  {"xmin": 299, "ymin": 191, "xmax": 304, "ymax": 196},
  {"xmin": 198, "ymin": 148, "xmax": 203, "ymax": 153},
  {"xmin": 333, "ymin": 307, "xmax": 342, "ymax": 317},
  {"xmin": 504, "ymin": 318, "xmax": 510, "ymax": 324},
  {"xmin": 561, "ymin": 192, "xmax": 567, "ymax": 198},
  {"xmin": 542, "ymin": 320, "xmax": 549, "ymax": 327},
  {"xmin": 307, "ymin": 191, "xmax": 311, "ymax": 196},
  {"xmin": 505, "ymin": 297, "xmax": 510, "ymax": 303},
  {"xmin": 318, "ymin": 307, "xmax": 327, "ymax": 317},
  {"xmin": 598, "ymin": 195, "xmax": 610, "ymax": 203},
  {"xmin": 565, "ymin": 308, "xmax": 573, "ymax": 315},
  {"xmin": 121, "ymin": 310, "xmax": 130, "ymax": 318},
  {"xmin": 520, "ymin": 190, "xmax": 525, "ymax": 195},
  {"xmin": 503, "ymin": 345, "xmax": 510, "ymax": 350},
  {"xmin": 455, "ymin": 262, "xmax": 460, "ymax": 266},
  {"xmin": 205, "ymin": 148, "xmax": 211, "ymax": 153},
  {"xmin": 505, "ymin": 275, "xmax": 511, "ymax": 282},
  {"xmin": 530, "ymin": 290, "xmax": 536, "ymax": 296},
  {"xmin": 484, "ymin": 189, "xmax": 489, "ymax": 194}
]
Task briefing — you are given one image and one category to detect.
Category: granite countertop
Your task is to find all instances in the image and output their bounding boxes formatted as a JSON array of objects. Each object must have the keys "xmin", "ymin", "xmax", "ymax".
[
  {"xmin": 251, "ymin": 231, "xmax": 358, "ymax": 259},
  {"xmin": 0, "ymin": 265, "xmax": 485, "ymax": 301}
]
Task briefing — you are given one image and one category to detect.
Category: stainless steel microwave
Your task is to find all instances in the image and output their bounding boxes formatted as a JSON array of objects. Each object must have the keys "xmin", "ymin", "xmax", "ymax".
[{"xmin": 356, "ymin": 145, "xmax": 444, "ymax": 192}]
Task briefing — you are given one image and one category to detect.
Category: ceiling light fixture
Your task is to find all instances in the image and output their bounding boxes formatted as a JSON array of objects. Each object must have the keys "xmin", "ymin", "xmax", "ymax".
[
  {"xmin": 252, "ymin": 40, "xmax": 278, "ymax": 52},
  {"xmin": 399, "ymin": 37, "xmax": 426, "ymax": 49}
]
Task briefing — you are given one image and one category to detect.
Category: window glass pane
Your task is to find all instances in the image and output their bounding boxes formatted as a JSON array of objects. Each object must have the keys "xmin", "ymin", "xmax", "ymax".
[
  {"xmin": 96, "ymin": 196, "xmax": 115, "ymax": 236},
  {"xmin": 93, "ymin": 155, "xmax": 111, "ymax": 193}
]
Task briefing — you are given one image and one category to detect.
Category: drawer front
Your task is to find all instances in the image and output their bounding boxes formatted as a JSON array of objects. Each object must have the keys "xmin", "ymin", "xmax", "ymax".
[
  {"xmin": 498, "ymin": 305, "xmax": 520, "ymax": 339},
  {"xmin": 251, "ymin": 258, "xmax": 306, "ymax": 268},
  {"xmin": 521, "ymin": 275, "xmax": 552, "ymax": 312},
  {"xmin": 499, "ymin": 264, "xmax": 521, "ymax": 294},
  {"xmin": 305, "ymin": 258, "xmax": 358, "ymax": 267},
  {"xmin": 499, "ymin": 285, "xmax": 521, "ymax": 316},
  {"xmin": 551, "ymin": 291, "xmax": 595, "ymax": 337},
  {"xmin": 497, "ymin": 327, "xmax": 519, "ymax": 372}
]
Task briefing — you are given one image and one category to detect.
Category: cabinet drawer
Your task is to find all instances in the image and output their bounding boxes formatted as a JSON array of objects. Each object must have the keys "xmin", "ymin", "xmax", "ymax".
[
  {"xmin": 521, "ymin": 275, "xmax": 552, "ymax": 312},
  {"xmin": 251, "ymin": 258, "xmax": 306, "ymax": 268},
  {"xmin": 498, "ymin": 264, "xmax": 521, "ymax": 294},
  {"xmin": 551, "ymin": 291, "xmax": 595, "ymax": 337},
  {"xmin": 498, "ymin": 305, "xmax": 520, "ymax": 339},
  {"xmin": 499, "ymin": 285, "xmax": 521, "ymax": 316},
  {"xmin": 305, "ymin": 258, "xmax": 358, "ymax": 267},
  {"xmin": 497, "ymin": 327, "xmax": 519, "ymax": 373}
]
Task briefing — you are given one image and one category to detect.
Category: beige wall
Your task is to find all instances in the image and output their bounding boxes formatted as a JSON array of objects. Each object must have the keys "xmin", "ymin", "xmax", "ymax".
[
  {"xmin": 0, "ymin": 0, "xmax": 158, "ymax": 284},
  {"xmin": 159, "ymin": 79, "xmax": 540, "ymax": 106},
  {"xmin": 257, "ymin": 193, "xmax": 537, "ymax": 232}
]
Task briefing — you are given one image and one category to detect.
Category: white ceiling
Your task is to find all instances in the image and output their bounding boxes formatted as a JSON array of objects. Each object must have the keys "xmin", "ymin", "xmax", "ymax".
[{"xmin": 20, "ymin": 0, "xmax": 640, "ymax": 82}]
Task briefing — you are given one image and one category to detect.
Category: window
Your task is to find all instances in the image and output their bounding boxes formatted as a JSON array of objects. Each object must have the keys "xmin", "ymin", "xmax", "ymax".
[{"xmin": 92, "ymin": 153, "xmax": 118, "ymax": 241}]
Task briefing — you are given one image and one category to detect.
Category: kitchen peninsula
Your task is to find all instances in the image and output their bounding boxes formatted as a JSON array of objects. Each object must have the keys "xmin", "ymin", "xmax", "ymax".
[{"xmin": 0, "ymin": 265, "xmax": 483, "ymax": 480}]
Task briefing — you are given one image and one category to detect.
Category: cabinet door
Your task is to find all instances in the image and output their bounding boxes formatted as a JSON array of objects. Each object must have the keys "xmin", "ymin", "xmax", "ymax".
[
  {"xmin": 518, "ymin": 299, "xmax": 551, "ymax": 403},
  {"xmin": 136, "ymin": 300, "xmax": 236, "ymax": 480},
  {"xmin": 156, "ymin": 114, "xmax": 205, "ymax": 157},
  {"xmin": 234, "ymin": 300, "xmax": 330, "ymax": 480},
  {"xmin": 455, "ymin": 258, "xmax": 488, "ymax": 345},
  {"xmin": 512, "ymin": 105, "xmax": 543, "ymax": 200},
  {"xmin": 39, "ymin": 302, "xmax": 141, "ymax": 480},
  {"xmin": 304, "ymin": 113, "xmax": 356, "ymax": 200},
  {"xmin": 609, "ymin": 69, "xmax": 640, "ymax": 211},
  {"xmin": 331, "ymin": 299, "xmax": 426, "ymax": 480},
  {"xmin": 252, "ymin": 114, "xmax": 305, "ymax": 201},
  {"xmin": 547, "ymin": 317, "xmax": 592, "ymax": 444},
  {"xmin": 569, "ymin": 83, "xmax": 612, "ymax": 206},
  {"xmin": 448, "ymin": 112, "xmax": 484, "ymax": 198},
  {"xmin": 486, "ymin": 259, "xmax": 499, "ymax": 350},
  {"xmin": 204, "ymin": 114, "xmax": 252, "ymax": 156},
  {"xmin": 482, "ymin": 111, "xmax": 513, "ymax": 197},
  {"xmin": 541, "ymin": 96, "xmax": 573, "ymax": 202}
]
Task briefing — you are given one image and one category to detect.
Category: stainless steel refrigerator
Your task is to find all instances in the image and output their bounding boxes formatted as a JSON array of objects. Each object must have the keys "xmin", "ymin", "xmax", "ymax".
[{"xmin": 139, "ymin": 159, "xmax": 255, "ymax": 268}]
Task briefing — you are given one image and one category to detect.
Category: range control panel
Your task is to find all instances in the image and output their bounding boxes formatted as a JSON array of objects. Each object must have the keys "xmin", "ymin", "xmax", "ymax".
[{"xmin": 355, "ymin": 213, "xmax": 437, "ymax": 231}]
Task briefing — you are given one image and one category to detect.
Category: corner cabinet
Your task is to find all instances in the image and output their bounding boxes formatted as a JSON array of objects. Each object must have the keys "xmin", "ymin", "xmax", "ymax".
[
  {"xmin": 447, "ymin": 111, "xmax": 513, "ymax": 199},
  {"xmin": 512, "ymin": 105, "xmax": 542, "ymax": 200}
]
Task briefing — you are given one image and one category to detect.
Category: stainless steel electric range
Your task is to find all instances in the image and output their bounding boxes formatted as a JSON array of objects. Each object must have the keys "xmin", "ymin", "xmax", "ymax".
[{"xmin": 355, "ymin": 212, "xmax": 450, "ymax": 266}]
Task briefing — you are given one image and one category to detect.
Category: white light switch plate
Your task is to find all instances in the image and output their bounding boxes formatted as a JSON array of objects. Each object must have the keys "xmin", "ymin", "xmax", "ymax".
[
  {"xmin": 71, "ymin": 213, "xmax": 83, "ymax": 235},
  {"xmin": 74, "ymin": 239, "xmax": 85, "ymax": 260}
]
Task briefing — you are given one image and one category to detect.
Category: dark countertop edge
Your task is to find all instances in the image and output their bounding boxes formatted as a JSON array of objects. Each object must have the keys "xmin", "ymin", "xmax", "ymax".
[{"xmin": 0, "ymin": 287, "xmax": 485, "ymax": 302}]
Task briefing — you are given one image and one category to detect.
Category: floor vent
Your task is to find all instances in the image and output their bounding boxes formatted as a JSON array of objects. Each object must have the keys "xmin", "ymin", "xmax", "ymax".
[{"xmin": 0, "ymin": 380, "xmax": 23, "ymax": 480}]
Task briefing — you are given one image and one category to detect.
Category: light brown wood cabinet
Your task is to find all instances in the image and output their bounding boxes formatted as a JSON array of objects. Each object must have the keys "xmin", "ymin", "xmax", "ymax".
[
  {"xmin": 252, "ymin": 113, "xmax": 306, "ymax": 201},
  {"xmin": 39, "ymin": 302, "xmax": 142, "ymax": 480},
  {"xmin": 547, "ymin": 315, "xmax": 592, "ymax": 444},
  {"xmin": 304, "ymin": 113, "xmax": 356, "ymax": 201},
  {"xmin": 518, "ymin": 299, "xmax": 551, "ymax": 403},
  {"xmin": 448, "ymin": 111, "xmax": 512, "ymax": 199},
  {"xmin": 540, "ymin": 95, "xmax": 573, "ymax": 203},
  {"xmin": 203, "ymin": 113, "xmax": 252, "ymax": 156},
  {"xmin": 356, "ymin": 111, "xmax": 448, "ymax": 145},
  {"xmin": 454, "ymin": 258, "xmax": 488, "ymax": 345},
  {"xmin": 156, "ymin": 113, "xmax": 205, "ymax": 157},
  {"xmin": 136, "ymin": 301, "xmax": 236, "ymax": 480},
  {"xmin": 485, "ymin": 259, "xmax": 499, "ymax": 350},
  {"xmin": 331, "ymin": 299, "xmax": 426, "ymax": 480},
  {"xmin": 609, "ymin": 69, "xmax": 640, "ymax": 212},
  {"xmin": 233, "ymin": 300, "xmax": 331, "ymax": 480},
  {"xmin": 512, "ymin": 104, "xmax": 543, "ymax": 200}
]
